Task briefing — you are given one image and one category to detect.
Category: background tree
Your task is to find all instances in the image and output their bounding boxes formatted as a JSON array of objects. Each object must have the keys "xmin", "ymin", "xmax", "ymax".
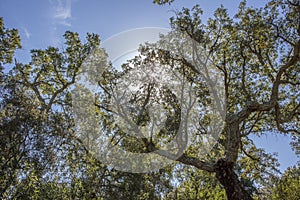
[
  {"xmin": 0, "ymin": 17, "xmax": 21, "ymax": 76},
  {"xmin": 270, "ymin": 164, "xmax": 300, "ymax": 200},
  {"xmin": 0, "ymin": 17, "xmax": 22, "ymax": 198}
]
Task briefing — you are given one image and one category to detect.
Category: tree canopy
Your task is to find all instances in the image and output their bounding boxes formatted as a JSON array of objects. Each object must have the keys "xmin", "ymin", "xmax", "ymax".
[{"xmin": 0, "ymin": 0, "xmax": 299, "ymax": 199}]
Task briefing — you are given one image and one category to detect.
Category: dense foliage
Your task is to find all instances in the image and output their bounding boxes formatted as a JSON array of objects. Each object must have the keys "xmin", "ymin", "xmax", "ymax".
[{"xmin": 1, "ymin": 0, "xmax": 299, "ymax": 199}]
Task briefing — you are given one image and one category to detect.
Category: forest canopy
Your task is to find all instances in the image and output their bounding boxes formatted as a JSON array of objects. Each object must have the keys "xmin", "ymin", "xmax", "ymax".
[{"xmin": 0, "ymin": 0, "xmax": 299, "ymax": 199}]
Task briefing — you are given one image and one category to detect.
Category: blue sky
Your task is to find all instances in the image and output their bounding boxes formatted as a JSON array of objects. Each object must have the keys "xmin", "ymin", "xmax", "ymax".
[{"xmin": 1, "ymin": 0, "xmax": 298, "ymax": 172}]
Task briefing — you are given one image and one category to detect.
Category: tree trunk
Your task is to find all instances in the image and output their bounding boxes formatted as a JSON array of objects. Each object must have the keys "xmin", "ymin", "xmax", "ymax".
[{"xmin": 215, "ymin": 159, "xmax": 253, "ymax": 200}]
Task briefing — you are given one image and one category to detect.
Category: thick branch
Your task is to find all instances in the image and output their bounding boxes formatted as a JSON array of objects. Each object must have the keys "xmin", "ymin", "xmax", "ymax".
[
  {"xmin": 176, "ymin": 154, "xmax": 215, "ymax": 172},
  {"xmin": 227, "ymin": 39, "xmax": 300, "ymax": 124}
]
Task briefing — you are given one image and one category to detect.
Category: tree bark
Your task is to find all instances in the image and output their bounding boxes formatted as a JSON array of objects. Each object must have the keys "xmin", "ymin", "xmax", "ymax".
[{"xmin": 215, "ymin": 159, "xmax": 253, "ymax": 200}]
